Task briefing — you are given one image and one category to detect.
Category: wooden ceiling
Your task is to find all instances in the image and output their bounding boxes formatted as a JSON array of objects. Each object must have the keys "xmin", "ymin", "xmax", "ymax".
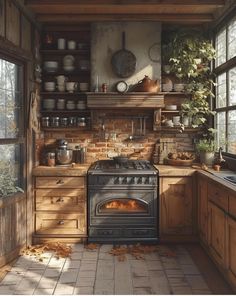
[{"xmin": 25, "ymin": 0, "xmax": 226, "ymax": 25}]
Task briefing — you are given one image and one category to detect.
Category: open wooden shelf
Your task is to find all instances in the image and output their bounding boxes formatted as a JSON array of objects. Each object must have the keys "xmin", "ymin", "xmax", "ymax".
[
  {"xmin": 154, "ymin": 126, "xmax": 200, "ymax": 132},
  {"xmin": 41, "ymin": 110, "xmax": 89, "ymax": 114},
  {"xmin": 41, "ymin": 127, "xmax": 91, "ymax": 132},
  {"xmin": 41, "ymin": 49, "xmax": 89, "ymax": 55}
]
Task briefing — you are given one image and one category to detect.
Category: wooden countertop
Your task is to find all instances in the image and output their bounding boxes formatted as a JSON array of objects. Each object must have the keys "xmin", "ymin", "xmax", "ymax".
[
  {"xmin": 197, "ymin": 169, "xmax": 236, "ymax": 193},
  {"xmin": 33, "ymin": 163, "xmax": 197, "ymax": 177},
  {"xmin": 32, "ymin": 164, "xmax": 236, "ymax": 193},
  {"xmin": 155, "ymin": 165, "xmax": 196, "ymax": 176}
]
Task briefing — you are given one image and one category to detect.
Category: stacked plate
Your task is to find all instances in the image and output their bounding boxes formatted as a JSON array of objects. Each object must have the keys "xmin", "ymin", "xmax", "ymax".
[
  {"xmin": 77, "ymin": 100, "xmax": 86, "ymax": 110},
  {"xmin": 43, "ymin": 99, "xmax": 55, "ymax": 110},
  {"xmin": 63, "ymin": 55, "xmax": 75, "ymax": 72},
  {"xmin": 44, "ymin": 61, "xmax": 58, "ymax": 73}
]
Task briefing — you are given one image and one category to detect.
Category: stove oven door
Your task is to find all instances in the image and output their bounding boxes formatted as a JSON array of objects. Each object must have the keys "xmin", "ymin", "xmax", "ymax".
[{"xmin": 89, "ymin": 189, "xmax": 157, "ymax": 226}]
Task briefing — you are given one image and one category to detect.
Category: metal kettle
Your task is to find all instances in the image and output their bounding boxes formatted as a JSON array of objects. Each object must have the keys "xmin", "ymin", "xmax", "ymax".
[
  {"xmin": 56, "ymin": 139, "xmax": 73, "ymax": 165},
  {"xmin": 133, "ymin": 75, "xmax": 160, "ymax": 92}
]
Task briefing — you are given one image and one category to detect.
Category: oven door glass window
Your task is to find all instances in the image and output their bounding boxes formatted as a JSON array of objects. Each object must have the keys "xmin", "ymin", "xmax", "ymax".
[{"xmin": 98, "ymin": 198, "xmax": 148, "ymax": 214}]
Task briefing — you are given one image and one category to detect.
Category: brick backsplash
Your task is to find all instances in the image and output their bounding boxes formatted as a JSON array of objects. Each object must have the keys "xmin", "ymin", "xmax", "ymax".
[{"xmin": 37, "ymin": 110, "xmax": 196, "ymax": 165}]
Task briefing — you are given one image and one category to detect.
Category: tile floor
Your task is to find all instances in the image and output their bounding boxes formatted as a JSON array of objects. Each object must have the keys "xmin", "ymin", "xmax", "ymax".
[{"xmin": 0, "ymin": 244, "xmax": 216, "ymax": 295}]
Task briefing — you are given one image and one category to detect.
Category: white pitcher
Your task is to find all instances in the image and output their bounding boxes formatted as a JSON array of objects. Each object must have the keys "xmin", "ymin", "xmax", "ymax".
[{"xmin": 56, "ymin": 75, "xmax": 67, "ymax": 85}]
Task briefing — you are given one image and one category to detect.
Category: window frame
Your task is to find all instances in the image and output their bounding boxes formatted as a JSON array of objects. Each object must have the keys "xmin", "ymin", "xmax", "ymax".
[
  {"xmin": 0, "ymin": 53, "xmax": 27, "ymax": 195},
  {"xmin": 214, "ymin": 12, "xmax": 236, "ymax": 157}
]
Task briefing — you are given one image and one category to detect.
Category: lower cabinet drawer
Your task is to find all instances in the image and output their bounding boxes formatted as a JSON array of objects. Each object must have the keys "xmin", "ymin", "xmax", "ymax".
[
  {"xmin": 35, "ymin": 177, "xmax": 85, "ymax": 189},
  {"xmin": 35, "ymin": 213, "xmax": 86, "ymax": 235},
  {"xmin": 35, "ymin": 189, "xmax": 85, "ymax": 212}
]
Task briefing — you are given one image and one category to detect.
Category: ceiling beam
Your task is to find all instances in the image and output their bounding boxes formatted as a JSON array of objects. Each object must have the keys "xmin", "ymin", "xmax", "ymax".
[
  {"xmin": 26, "ymin": 0, "xmax": 225, "ymax": 5},
  {"xmin": 36, "ymin": 13, "xmax": 214, "ymax": 24},
  {"xmin": 25, "ymin": 5, "xmax": 224, "ymax": 15}
]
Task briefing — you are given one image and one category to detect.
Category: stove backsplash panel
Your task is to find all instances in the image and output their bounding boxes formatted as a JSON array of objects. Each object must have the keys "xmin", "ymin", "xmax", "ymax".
[{"xmin": 36, "ymin": 110, "xmax": 195, "ymax": 165}]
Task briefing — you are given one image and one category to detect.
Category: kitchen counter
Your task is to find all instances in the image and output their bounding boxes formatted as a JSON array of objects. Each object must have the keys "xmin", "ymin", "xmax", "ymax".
[
  {"xmin": 32, "ymin": 164, "xmax": 90, "ymax": 176},
  {"xmin": 32, "ymin": 163, "xmax": 236, "ymax": 192},
  {"xmin": 155, "ymin": 165, "xmax": 196, "ymax": 176},
  {"xmin": 198, "ymin": 168, "xmax": 236, "ymax": 192},
  {"xmin": 33, "ymin": 163, "xmax": 197, "ymax": 177}
]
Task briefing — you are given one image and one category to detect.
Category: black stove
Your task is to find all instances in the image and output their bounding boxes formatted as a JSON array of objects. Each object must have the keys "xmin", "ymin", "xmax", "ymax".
[{"xmin": 87, "ymin": 160, "xmax": 159, "ymax": 243}]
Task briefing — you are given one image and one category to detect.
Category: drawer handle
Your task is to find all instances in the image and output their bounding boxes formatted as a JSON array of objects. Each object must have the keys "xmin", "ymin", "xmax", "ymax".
[
  {"xmin": 56, "ymin": 179, "xmax": 64, "ymax": 185},
  {"xmin": 56, "ymin": 198, "xmax": 64, "ymax": 203},
  {"xmin": 58, "ymin": 220, "xmax": 65, "ymax": 225}
]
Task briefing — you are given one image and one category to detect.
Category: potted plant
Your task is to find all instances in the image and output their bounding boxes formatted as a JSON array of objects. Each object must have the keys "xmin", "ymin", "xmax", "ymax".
[{"xmin": 195, "ymin": 139, "xmax": 215, "ymax": 166}]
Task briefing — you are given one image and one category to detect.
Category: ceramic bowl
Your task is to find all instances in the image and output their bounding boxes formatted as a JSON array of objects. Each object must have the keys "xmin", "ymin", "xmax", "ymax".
[
  {"xmin": 43, "ymin": 99, "xmax": 55, "ymax": 110},
  {"xmin": 165, "ymin": 105, "xmax": 177, "ymax": 111},
  {"xmin": 63, "ymin": 65, "xmax": 75, "ymax": 72},
  {"xmin": 174, "ymin": 83, "xmax": 185, "ymax": 92},
  {"xmin": 44, "ymin": 61, "xmax": 58, "ymax": 73}
]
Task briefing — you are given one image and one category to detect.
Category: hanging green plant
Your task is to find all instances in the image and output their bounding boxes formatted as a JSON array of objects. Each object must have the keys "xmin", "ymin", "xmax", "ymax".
[{"xmin": 163, "ymin": 29, "xmax": 216, "ymax": 141}]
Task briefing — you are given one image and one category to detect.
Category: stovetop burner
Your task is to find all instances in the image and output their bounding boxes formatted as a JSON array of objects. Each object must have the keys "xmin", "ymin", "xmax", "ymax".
[{"xmin": 88, "ymin": 159, "xmax": 157, "ymax": 175}]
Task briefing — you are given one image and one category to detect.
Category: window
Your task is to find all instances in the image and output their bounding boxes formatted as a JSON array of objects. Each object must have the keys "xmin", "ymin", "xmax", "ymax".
[
  {"xmin": 215, "ymin": 14, "xmax": 236, "ymax": 155},
  {"xmin": 0, "ymin": 56, "xmax": 25, "ymax": 196}
]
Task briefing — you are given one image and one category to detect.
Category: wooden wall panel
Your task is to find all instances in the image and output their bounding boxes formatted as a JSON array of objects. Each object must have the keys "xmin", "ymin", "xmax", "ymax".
[
  {"xmin": 0, "ymin": 0, "xmax": 5, "ymax": 37},
  {"xmin": 21, "ymin": 14, "xmax": 31, "ymax": 52},
  {"xmin": 6, "ymin": 0, "xmax": 20, "ymax": 46},
  {"xmin": 0, "ymin": 195, "xmax": 26, "ymax": 268}
]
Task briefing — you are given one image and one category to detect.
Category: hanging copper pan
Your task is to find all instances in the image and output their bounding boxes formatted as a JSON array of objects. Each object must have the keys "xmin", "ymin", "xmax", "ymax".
[{"xmin": 111, "ymin": 32, "xmax": 136, "ymax": 78}]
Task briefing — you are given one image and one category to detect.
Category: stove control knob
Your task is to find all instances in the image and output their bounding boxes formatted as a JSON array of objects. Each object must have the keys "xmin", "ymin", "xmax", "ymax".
[
  {"xmin": 114, "ymin": 177, "xmax": 120, "ymax": 184},
  {"xmin": 130, "ymin": 177, "xmax": 135, "ymax": 184},
  {"xmin": 122, "ymin": 177, "xmax": 127, "ymax": 184},
  {"xmin": 137, "ymin": 177, "xmax": 143, "ymax": 184},
  {"xmin": 145, "ymin": 177, "xmax": 150, "ymax": 184}
]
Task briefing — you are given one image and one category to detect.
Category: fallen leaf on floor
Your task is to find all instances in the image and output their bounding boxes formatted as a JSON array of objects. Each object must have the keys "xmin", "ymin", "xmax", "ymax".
[
  {"xmin": 118, "ymin": 255, "xmax": 126, "ymax": 262},
  {"xmin": 109, "ymin": 244, "xmax": 159, "ymax": 260},
  {"xmin": 20, "ymin": 242, "xmax": 72, "ymax": 261},
  {"xmin": 84, "ymin": 243, "xmax": 99, "ymax": 250}
]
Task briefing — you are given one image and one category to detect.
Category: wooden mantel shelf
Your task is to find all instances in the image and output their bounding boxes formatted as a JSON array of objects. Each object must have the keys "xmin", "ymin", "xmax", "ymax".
[{"xmin": 86, "ymin": 92, "xmax": 165, "ymax": 109}]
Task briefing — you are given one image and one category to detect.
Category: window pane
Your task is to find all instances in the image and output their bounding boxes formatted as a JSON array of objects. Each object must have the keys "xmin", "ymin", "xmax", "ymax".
[
  {"xmin": 0, "ymin": 58, "xmax": 22, "ymax": 139},
  {"xmin": 228, "ymin": 110, "xmax": 236, "ymax": 154},
  {"xmin": 229, "ymin": 67, "xmax": 236, "ymax": 106},
  {"xmin": 216, "ymin": 28, "xmax": 226, "ymax": 67},
  {"xmin": 216, "ymin": 73, "xmax": 227, "ymax": 108},
  {"xmin": 228, "ymin": 16, "xmax": 236, "ymax": 60},
  {"xmin": 0, "ymin": 144, "xmax": 23, "ymax": 196},
  {"xmin": 216, "ymin": 112, "xmax": 226, "ymax": 150}
]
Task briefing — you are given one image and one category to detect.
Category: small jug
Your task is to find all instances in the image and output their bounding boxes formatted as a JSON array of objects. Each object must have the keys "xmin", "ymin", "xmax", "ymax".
[
  {"xmin": 66, "ymin": 82, "xmax": 78, "ymax": 93},
  {"xmin": 56, "ymin": 75, "xmax": 67, "ymax": 85}
]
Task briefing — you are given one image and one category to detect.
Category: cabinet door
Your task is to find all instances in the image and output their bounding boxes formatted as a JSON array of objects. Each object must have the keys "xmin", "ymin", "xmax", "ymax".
[
  {"xmin": 198, "ymin": 175, "xmax": 208, "ymax": 245},
  {"xmin": 160, "ymin": 177, "xmax": 193, "ymax": 235},
  {"xmin": 226, "ymin": 216, "xmax": 236, "ymax": 290},
  {"xmin": 208, "ymin": 202, "xmax": 226, "ymax": 267}
]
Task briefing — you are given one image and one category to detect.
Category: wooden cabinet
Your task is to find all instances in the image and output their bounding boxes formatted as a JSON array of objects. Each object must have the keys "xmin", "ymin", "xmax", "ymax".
[
  {"xmin": 34, "ymin": 176, "xmax": 87, "ymax": 243},
  {"xmin": 160, "ymin": 176, "xmax": 196, "ymax": 240},
  {"xmin": 207, "ymin": 180, "xmax": 228, "ymax": 267},
  {"xmin": 226, "ymin": 216, "xmax": 236, "ymax": 289},
  {"xmin": 197, "ymin": 174, "xmax": 208, "ymax": 245},
  {"xmin": 208, "ymin": 202, "xmax": 227, "ymax": 267},
  {"xmin": 197, "ymin": 172, "xmax": 236, "ymax": 292}
]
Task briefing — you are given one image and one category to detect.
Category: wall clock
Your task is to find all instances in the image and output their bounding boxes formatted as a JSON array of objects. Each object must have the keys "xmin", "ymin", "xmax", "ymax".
[{"xmin": 116, "ymin": 81, "xmax": 128, "ymax": 93}]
